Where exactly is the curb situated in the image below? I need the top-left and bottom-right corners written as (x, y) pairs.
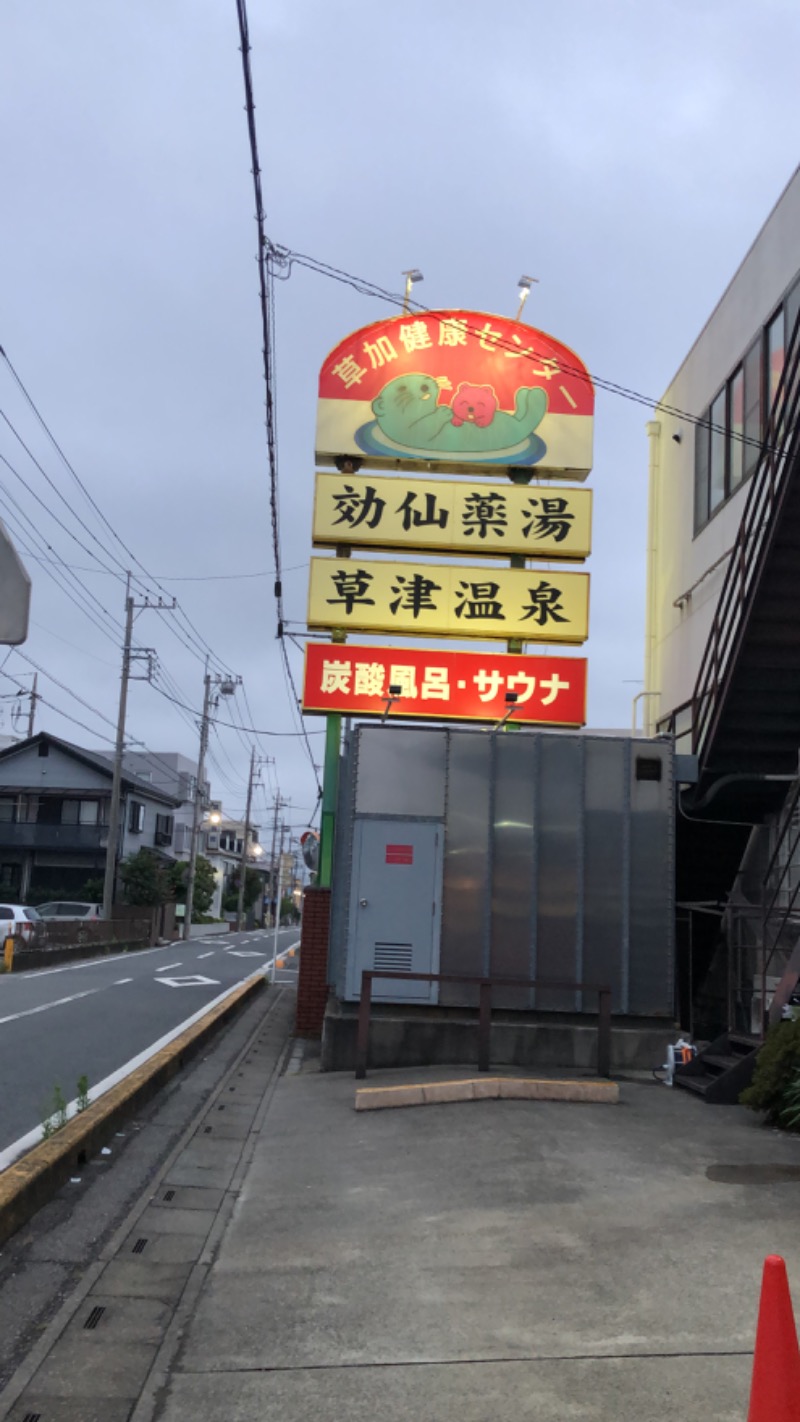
top-left (0, 974), bottom-right (267, 1248)
top-left (355, 1076), bottom-right (620, 1111)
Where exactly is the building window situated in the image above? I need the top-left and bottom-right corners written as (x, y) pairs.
top-left (728, 366), bottom-right (744, 493)
top-left (37, 741), bottom-right (49, 757)
top-left (128, 800), bottom-right (145, 834)
top-left (709, 389), bottom-right (726, 515)
top-left (766, 308), bottom-right (785, 412)
top-left (693, 288), bottom-right (799, 534)
top-left (0, 798), bottom-right (16, 823)
top-left (743, 337), bottom-right (762, 483)
top-left (154, 813), bottom-right (173, 846)
top-left (61, 799), bottom-right (100, 826)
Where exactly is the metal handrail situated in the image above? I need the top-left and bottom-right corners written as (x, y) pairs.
top-left (355, 970), bottom-right (612, 1080)
top-left (690, 310), bottom-right (800, 764)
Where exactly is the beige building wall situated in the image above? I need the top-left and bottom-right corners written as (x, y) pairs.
top-left (644, 166), bottom-right (800, 736)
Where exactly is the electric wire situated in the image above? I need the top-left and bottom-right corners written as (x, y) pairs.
top-left (271, 244), bottom-right (772, 451)
top-left (234, 0), bottom-right (322, 798)
top-left (0, 665), bottom-right (117, 746)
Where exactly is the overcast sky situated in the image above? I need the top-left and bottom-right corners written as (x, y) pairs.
top-left (1, 0), bottom-right (799, 835)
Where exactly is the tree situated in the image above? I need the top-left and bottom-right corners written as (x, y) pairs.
top-left (119, 848), bottom-right (170, 907)
top-left (169, 855), bottom-right (217, 918)
top-left (222, 867), bottom-right (262, 914)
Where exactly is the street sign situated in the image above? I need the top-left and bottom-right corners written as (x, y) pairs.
top-left (0, 520), bottom-right (31, 645)
top-left (307, 557), bottom-right (590, 644)
top-left (316, 310), bottom-right (594, 478)
top-left (302, 643), bottom-right (588, 727)
top-left (312, 472), bottom-right (592, 561)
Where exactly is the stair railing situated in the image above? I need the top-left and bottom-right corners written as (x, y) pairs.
top-left (690, 311), bottom-right (800, 766)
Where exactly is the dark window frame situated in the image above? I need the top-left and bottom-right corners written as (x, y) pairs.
top-left (692, 274), bottom-right (800, 537)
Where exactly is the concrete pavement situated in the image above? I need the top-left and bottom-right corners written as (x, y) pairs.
top-left (151, 1065), bottom-right (800, 1421)
top-left (7, 1011), bottom-right (800, 1419)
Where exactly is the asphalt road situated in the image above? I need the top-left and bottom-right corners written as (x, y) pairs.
top-left (0, 926), bottom-right (300, 1160)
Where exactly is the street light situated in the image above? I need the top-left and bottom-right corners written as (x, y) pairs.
top-left (515, 274), bottom-right (538, 322)
top-left (382, 683), bottom-right (403, 724)
top-left (487, 691), bottom-right (519, 733)
top-left (402, 268), bottom-right (423, 313)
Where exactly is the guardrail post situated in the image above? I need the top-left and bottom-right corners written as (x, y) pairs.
top-left (355, 972), bottom-right (373, 1080)
top-left (478, 980), bottom-right (492, 1072)
top-left (597, 988), bottom-right (611, 1078)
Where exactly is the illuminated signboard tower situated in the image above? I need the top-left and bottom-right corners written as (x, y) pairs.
top-left (305, 308), bottom-right (595, 885)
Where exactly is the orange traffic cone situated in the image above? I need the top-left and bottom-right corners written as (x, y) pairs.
top-left (748, 1255), bottom-right (800, 1421)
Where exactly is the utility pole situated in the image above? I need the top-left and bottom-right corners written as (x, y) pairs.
top-left (102, 575), bottom-right (134, 920)
top-left (183, 670), bottom-right (239, 941)
top-left (235, 746), bottom-right (257, 932)
top-left (271, 816), bottom-right (289, 985)
top-left (26, 673), bottom-right (38, 738)
top-left (102, 576), bottom-right (176, 921)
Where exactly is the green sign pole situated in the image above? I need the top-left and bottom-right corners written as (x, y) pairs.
top-left (318, 712), bottom-right (342, 888)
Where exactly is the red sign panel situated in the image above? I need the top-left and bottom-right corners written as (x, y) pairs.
top-left (316, 309), bottom-right (594, 478)
top-left (302, 643), bottom-right (587, 728)
top-left (386, 844), bottom-right (414, 865)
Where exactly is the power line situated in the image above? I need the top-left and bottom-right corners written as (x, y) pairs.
top-left (149, 676), bottom-right (325, 737)
top-left (271, 244), bottom-right (771, 450)
top-left (0, 665), bottom-right (117, 745)
top-left (0, 348), bottom-right (240, 677)
top-left (234, 0), bottom-right (322, 799)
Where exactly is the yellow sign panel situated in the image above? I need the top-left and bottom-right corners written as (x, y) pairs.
top-left (307, 558), bottom-right (590, 645)
top-left (312, 472), bottom-right (592, 561)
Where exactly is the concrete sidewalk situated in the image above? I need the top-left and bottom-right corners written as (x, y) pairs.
top-left (148, 1060), bottom-right (800, 1422)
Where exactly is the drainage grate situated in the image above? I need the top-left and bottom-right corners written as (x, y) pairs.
top-left (132, 1237), bottom-right (148, 1255)
top-left (163, 1189), bottom-right (176, 1201)
top-left (22, 1413), bottom-right (42, 1422)
top-left (84, 1305), bottom-right (106, 1331)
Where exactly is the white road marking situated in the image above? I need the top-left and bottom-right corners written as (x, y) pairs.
top-left (114, 977), bottom-right (133, 985)
top-left (156, 974), bottom-right (220, 988)
top-left (14, 941), bottom-right (188, 978)
top-left (197, 951), bottom-right (215, 959)
top-left (227, 950), bottom-right (265, 958)
top-left (0, 963), bottom-right (272, 1172)
top-left (155, 962), bottom-right (181, 972)
top-left (0, 987), bottom-right (102, 1027)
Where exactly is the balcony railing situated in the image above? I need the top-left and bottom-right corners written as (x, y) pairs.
top-left (0, 823), bottom-right (107, 851)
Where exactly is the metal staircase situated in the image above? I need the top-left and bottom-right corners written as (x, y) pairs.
top-left (686, 311), bottom-right (800, 822)
top-left (665, 311), bottom-right (800, 1066)
top-left (674, 1032), bottom-right (759, 1103)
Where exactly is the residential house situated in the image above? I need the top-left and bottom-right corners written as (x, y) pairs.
top-left (203, 817), bottom-right (269, 921)
top-left (0, 732), bottom-right (181, 902)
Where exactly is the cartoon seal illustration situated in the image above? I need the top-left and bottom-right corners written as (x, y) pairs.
top-left (451, 383), bottom-right (497, 428)
top-left (369, 372), bottom-right (547, 455)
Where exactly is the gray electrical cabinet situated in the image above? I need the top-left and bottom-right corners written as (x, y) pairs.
top-left (329, 725), bottom-right (674, 1018)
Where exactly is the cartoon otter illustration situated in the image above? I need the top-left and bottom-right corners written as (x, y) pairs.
top-left (369, 372), bottom-right (547, 455)
top-left (451, 383), bottom-right (497, 428)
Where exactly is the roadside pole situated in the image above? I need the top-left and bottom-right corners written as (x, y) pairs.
top-left (102, 574), bottom-right (134, 921)
top-left (318, 712), bottom-right (341, 888)
top-left (271, 851), bottom-right (284, 984)
top-left (183, 669), bottom-right (212, 942)
top-left (235, 746), bottom-right (257, 931)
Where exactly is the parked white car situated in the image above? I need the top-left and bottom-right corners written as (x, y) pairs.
top-left (35, 901), bottom-right (103, 922)
top-left (0, 903), bottom-right (42, 942)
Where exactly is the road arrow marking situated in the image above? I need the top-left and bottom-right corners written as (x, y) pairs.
top-left (155, 974), bottom-right (221, 988)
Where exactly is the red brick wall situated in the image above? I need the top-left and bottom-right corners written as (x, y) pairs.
top-left (295, 887), bottom-right (331, 1038)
